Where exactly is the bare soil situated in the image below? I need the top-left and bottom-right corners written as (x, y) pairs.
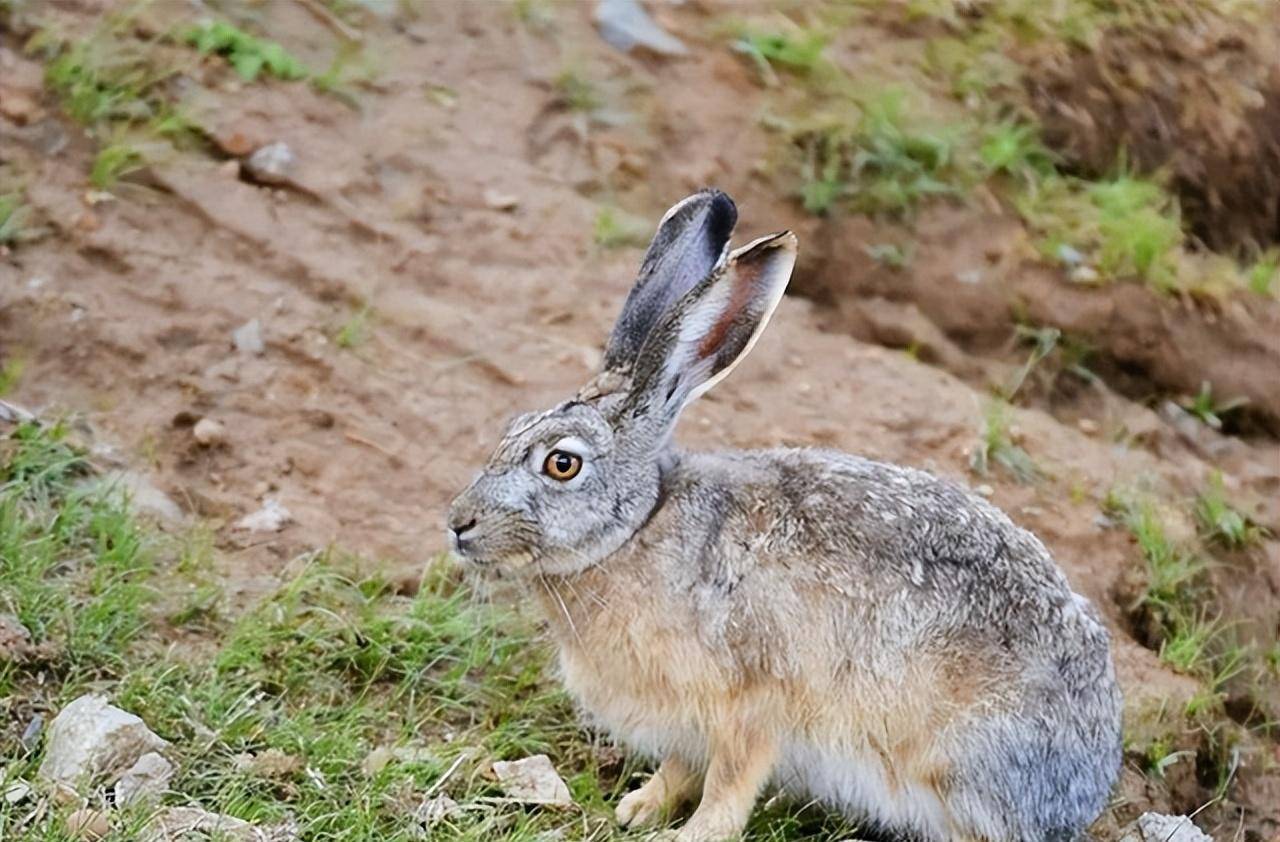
top-left (2, 2), bottom-right (1278, 839)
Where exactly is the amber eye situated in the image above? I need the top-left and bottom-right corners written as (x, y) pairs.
top-left (543, 449), bottom-right (583, 482)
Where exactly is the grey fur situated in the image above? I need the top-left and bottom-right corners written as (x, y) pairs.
top-left (447, 191), bottom-right (1122, 842)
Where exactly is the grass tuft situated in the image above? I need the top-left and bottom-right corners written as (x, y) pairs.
top-left (1194, 472), bottom-right (1264, 549)
top-left (185, 20), bottom-right (308, 82)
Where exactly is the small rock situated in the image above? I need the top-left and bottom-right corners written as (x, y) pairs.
top-left (491, 754), bottom-right (573, 807)
top-left (19, 713), bottom-right (43, 752)
top-left (0, 90), bottom-right (42, 124)
top-left (193, 417), bottom-right (228, 446)
top-left (0, 613), bottom-right (33, 660)
top-left (1056, 243), bottom-right (1085, 266)
top-left (362, 745), bottom-right (395, 777)
top-left (66, 808), bottom-right (111, 841)
top-left (955, 268), bottom-right (983, 285)
top-left (114, 751), bottom-right (174, 807)
top-left (593, 0), bottom-right (687, 56)
top-left (411, 794), bottom-right (458, 835)
top-left (234, 498), bottom-right (293, 533)
top-left (232, 319), bottom-right (265, 355)
top-left (38, 694), bottom-right (168, 791)
top-left (243, 142), bottom-right (295, 186)
top-left (482, 189), bottom-right (520, 211)
top-left (142, 806), bottom-right (298, 842)
top-left (95, 471), bottom-right (184, 524)
top-left (1069, 265), bottom-right (1100, 284)
top-left (1119, 812), bottom-right (1212, 842)
top-left (1077, 418), bottom-right (1099, 435)
top-left (2, 780), bottom-right (32, 805)
top-left (975, 484), bottom-right (994, 497)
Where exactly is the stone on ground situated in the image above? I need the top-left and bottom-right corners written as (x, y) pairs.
top-left (37, 694), bottom-right (168, 791)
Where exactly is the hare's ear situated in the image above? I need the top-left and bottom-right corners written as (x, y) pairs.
top-left (622, 231), bottom-right (797, 434)
top-left (602, 190), bottom-right (738, 374)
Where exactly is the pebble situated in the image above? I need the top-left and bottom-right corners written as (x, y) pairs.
top-left (1069, 265), bottom-right (1100, 284)
top-left (1077, 418), bottom-right (1099, 435)
top-left (243, 142), bottom-right (295, 186)
top-left (66, 808), bottom-right (111, 841)
top-left (114, 751), bottom-right (174, 807)
top-left (482, 189), bottom-right (520, 211)
top-left (2, 780), bottom-right (32, 805)
top-left (234, 498), bottom-right (293, 533)
top-left (232, 319), bottom-right (265, 355)
top-left (193, 417), bottom-right (228, 446)
top-left (491, 754), bottom-right (573, 807)
top-left (975, 484), bottom-right (995, 497)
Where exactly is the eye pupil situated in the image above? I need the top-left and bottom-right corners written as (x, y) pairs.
top-left (555, 454), bottom-right (573, 472)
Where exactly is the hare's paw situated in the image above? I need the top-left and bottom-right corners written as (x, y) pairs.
top-left (616, 782), bottom-right (668, 828)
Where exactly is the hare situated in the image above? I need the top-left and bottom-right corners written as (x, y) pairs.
top-left (447, 190), bottom-right (1122, 842)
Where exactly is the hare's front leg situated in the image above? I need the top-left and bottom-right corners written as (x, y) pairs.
top-left (616, 754), bottom-right (701, 828)
top-left (675, 725), bottom-right (778, 842)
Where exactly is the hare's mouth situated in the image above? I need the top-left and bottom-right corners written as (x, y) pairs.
top-left (448, 532), bottom-right (537, 576)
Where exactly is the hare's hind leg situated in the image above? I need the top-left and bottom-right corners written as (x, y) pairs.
top-left (616, 755), bottom-right (702, 829)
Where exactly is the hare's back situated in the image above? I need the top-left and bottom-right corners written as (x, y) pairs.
top-left (669, 447), bottom-right (1083, 635)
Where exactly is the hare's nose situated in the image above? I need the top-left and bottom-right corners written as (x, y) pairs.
top-left (449, 517), bottom-right (477, 543)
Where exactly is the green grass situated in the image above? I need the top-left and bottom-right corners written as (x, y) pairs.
top-left (792, 90), bottom-right (973, 217)
top-left (1015, 171), bottom-right (1183, 290)
top-left (0, 192), bottom-right (33, 246)
top-left (1245, 250), bottom-right (1278, 297)
top-left (0, 357), bottom-right (23, 397)
top-left (185, 20), bottom-right (307, 82)
top-left (978, 121), bottom-right (1056, 184)
top-left (0, 422), bottom-right (154, 699)
top-left (40, 27), bottom-right (182, 127)
top-left (1194, 472), bottom-right (1264, 549)
top-left (89, 143), bottom-right (144, 189)
top-left (593, 206), bottom-right (649, 249)
top-left (0, 421), bottom-right (865, 841)
top-left (552, 67), bottom-right (601, 113)
top-left (969, 399), bottom-right (1040, 483)
top-left (1181, 381), bottom-right (1249, 432)
top-left (1103, 491), bottom-right (1206, 620)
top-left (735, 27), bottom-right (828, 83)
top-left (335, 305), bottom-right (374, 349)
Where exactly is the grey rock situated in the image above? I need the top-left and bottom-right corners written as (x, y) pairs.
top-left (410, 794), bottom-right (458, 836)
top-left (234, 498), bottom-right (293, 533)
top-left (20, 713), bottom-right (43, 752)
top-left (1119, 812), bottom-right (1213, 842)
top-left (593, 0), bottom-right (686, 56)
top-left (243, 142), bottom-right (295, 186)
top-left (114, 751), bottom-right (175, 807)
top-left (141, 807), bottom-right (298, 842)
top-left (491, 754), bottom-right (573, 807)
top-left (96, 470), bottom-right (185, 523)
top-left (233, 318), bottom-right (265, 355)
top-left (38, 694), bottom-right (168, 791)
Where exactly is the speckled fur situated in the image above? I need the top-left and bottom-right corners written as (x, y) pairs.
top-left (447, 191), bottom-right (1122, 842)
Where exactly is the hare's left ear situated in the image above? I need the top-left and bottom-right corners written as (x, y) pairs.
top-left (621, 231), bottom-right (797, 433)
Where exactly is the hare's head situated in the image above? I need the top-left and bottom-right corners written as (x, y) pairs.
top-left (447, 190), bottom-right (796, 576)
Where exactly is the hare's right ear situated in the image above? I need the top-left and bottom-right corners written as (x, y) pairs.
top-left (602, 190), bottom-right (738, 374)
top-left (619, 230), bottom-right (797, 444)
